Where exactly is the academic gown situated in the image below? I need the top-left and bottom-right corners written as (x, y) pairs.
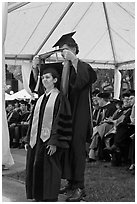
top-left (67, 60), bottom-right (97, 187)
top-left (114, 106), bottom-right (132, 147)
top-left (25, 92), bottom-right (72, 201)
top-left (29, 59), bottom-right (97, 188)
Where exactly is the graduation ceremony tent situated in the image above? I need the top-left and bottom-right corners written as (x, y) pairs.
top-left (5, 93), bottom-right (14, 101)
top-left (5, 2), bottom-right (135, 70)
top-left (8, 89), bottom-right (32, 100)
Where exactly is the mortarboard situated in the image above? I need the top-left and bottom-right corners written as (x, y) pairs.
top-left (97, 92), bottom-right (111, 99)
top-left (122, 92), bottom-right (130, 98)
top-left (53, 31), bottom-right (76, 48)
top-left (112, 99), bottom-right (123, 105)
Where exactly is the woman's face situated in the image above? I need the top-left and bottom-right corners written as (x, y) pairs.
top-left (41, 73), bottom-right (57, 90)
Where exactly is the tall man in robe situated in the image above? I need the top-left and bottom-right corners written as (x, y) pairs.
top-left (29, 32), bottom-right (97, 201)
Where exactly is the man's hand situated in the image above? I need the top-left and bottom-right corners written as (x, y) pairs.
top-left (62, 49), bottom-right (77, 62)
top-left (46, 145), bottom-right (57, 156)
top-left (25, 144), bottom-right (29, 151)
top-left (62, 49), bottom-right (78, 71)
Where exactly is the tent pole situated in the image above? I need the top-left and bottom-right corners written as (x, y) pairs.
top-left (103, 2), bottom-right (117, 64)
top-left (8, 2), bottom-right (30, 13)
top-left (103, 3), bottom-right (122, 99)
top-left (34, 2), bottom-right (74, 56)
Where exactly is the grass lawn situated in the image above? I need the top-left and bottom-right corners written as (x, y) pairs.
top-left (85, 161), bottom-right (135, 202)
top-left (5, 161), bottom-right (135, 202)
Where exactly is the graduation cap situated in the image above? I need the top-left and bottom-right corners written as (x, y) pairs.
top-left (112, 99), bottom-right (123, 106)
top-left (122, 92), bottom-right (130, 98)
top-left (53, 31), bottom-right (76, 48)
top-left (40, 62), bottom-right (63, 89)
top-left (52, 31), bottom-right (79, 54)
top-left (97, 92), bottom-right (111, 99)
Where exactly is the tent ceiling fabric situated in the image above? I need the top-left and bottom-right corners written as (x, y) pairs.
top-left (5, 2), bottom-right (135, 67)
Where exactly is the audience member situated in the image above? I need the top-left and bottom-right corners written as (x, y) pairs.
top-left (7, 101), bottom-right (20, 148)
top-left (17, 100), bottom-right (30, 148)
top-left (88, 92), bottom-right (117, 162)
top-left (104, 92), bottom-right (133, 165)
top-left (128, 90), bottom-right (135, 171)
top-left (92, 89), bottom-right (100, 126)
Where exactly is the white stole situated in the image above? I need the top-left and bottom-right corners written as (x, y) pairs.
top-left (29, 88), bottom-right (59, 148)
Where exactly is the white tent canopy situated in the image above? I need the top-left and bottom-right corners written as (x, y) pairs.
top-left (8, 89), bottom-right (32, 100)
top-left (5, 2), bottom-right (135, 69)
top-left (5, 93), bottom-right (14, 101)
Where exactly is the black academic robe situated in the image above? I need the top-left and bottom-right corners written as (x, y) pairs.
top-left (25, 92), bottom-right (72, 201)
top-left (17, 111), bottom-right (30, 140)
top-left (19, 111), bottom-right (30, 122)
top-left (67, 60), bottom-right (97, 187)
top-left (29, 59), bottom-right (97, 188)
top-left (96, 103), bottom-right (117, 126)
top-left (8, 110), bottom-right (20, 146)
top-left (114, 106), bottom-right (132, 147)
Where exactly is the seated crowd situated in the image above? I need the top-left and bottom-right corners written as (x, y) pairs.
top-left (6, 99), bottom-right (36, 149)
top-left (6, 88), bottom-right (135, 171)
top-left (87, 89), bottom-right (135, 171)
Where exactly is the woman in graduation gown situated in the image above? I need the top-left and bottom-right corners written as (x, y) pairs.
top-left (25, 63), bottom-right (72, 201)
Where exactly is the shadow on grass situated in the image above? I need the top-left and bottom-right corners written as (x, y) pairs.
top-left (5, 161), bottom-right (135, 202)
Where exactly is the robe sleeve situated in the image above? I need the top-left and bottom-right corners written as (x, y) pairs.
top-left (47, 94), bottom-right (72, 149)
top-left (29, 70), bottom-right (44, 97)
top-left (117, 108), bottom-right (132, 128)
top-left (29, 71), bottom-right (37, 92)
top-left (71, 60), bottom-right (97, 90)
top-left (23, 106), bottom-right (36, 145)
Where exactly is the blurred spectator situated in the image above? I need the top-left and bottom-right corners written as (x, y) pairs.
top-left (92, 89), bottom-right (100, 126)
top-left (6, 102), bottom-right (14, 115)
top-left (7, 102), bottom-right (20, 148)
top-left (14, 99), bottom-right (22, 114)
top-left (104, 91), bottom-right (134, 166)
top-left (18, 100), bottom-right (36, 148)
top-left (16, 100), bottom-right (30, 148)
top-left (88, 92), bottom-right (116, 162)
top-left (128, 90), bottom-right (135, 171)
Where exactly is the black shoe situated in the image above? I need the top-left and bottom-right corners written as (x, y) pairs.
top-left (129, 164), bottom-right (135, 171)
top-left (87, 158), bottom-right (96, 163)
top-left (18, 144), bottom-right (24, 149)
top-left (59, 183), bottom-right (73, 194)
top-left (104, 145), bottom-right (120, 153)
top-left (66, 188), bottom-right (86, 202)
top-left (12, 143), bottom-right (19, 148)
